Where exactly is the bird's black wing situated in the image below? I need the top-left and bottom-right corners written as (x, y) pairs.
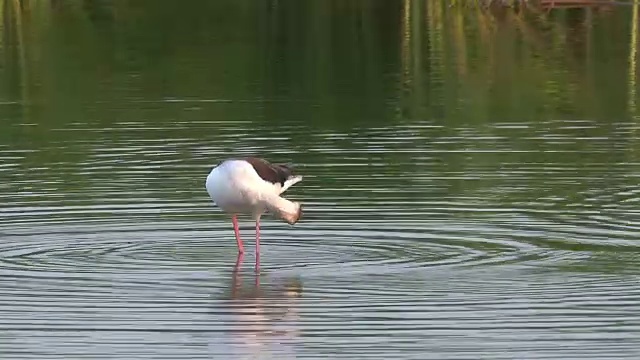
top-left (243, 157), bottom-right (296, 187)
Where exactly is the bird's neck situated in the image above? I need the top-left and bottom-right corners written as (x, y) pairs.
top-left (263, 194), bottom-right (301, 225)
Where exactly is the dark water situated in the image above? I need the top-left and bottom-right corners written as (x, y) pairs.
top-left (2, 1), bottom-right (640, 358)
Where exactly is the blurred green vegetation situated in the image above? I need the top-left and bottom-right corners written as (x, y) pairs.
top-left (1, 0), bottom-right (638, 182)
top-left (1, 0), bottom-right (638, 128)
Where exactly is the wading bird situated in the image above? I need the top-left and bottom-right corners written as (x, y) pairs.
top-left (205, 157), bottom-right (303, 272)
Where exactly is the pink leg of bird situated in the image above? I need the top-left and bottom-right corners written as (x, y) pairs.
top-left (255, 219), bottom-right (261, 273)
top-left (232, 215), bottom-right (244, 254)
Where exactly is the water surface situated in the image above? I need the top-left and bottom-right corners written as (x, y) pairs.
top-left (1, 1), bottom-right (640, 359)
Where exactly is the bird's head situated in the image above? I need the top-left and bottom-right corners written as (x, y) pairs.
top-left (282, 202), bottom-right (302, 225)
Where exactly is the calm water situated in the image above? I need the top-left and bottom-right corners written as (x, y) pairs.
top-left (2, 1), bottom-right (640, 359)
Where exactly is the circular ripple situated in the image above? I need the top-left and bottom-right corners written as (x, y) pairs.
top-left (3, 114), bottom-right (640, 359)
top-left (0, 216), bottom-right (592, 279)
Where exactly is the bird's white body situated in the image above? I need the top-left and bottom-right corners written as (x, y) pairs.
top-left (206, 159), bottom-right (302, 223)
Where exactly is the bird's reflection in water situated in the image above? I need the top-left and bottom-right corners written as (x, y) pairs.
top-left (229, 253), bottom-right (303, 324)
top-left (214, 253), bottom-right (303, 357)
